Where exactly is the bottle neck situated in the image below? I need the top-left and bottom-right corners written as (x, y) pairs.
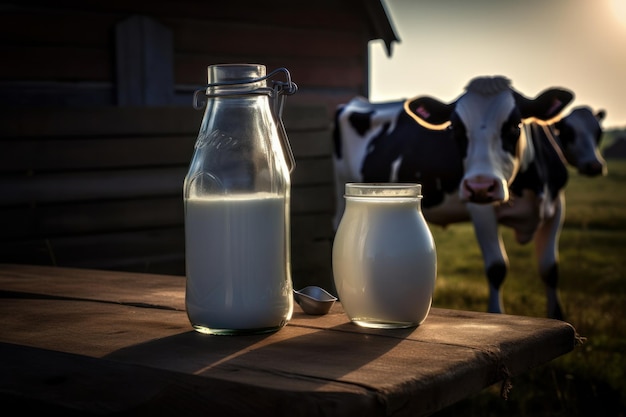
top-left (192, 64), bottom-right (296, 173)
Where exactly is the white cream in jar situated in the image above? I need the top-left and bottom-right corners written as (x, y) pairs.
top-left (332, 183), bottom-right (436, 328)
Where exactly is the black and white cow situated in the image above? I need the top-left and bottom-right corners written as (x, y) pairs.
top-left (332, 76), bottom-right (605, 319)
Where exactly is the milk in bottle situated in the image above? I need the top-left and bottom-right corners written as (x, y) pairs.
top-left (184, 64), bottom-right (297, 335)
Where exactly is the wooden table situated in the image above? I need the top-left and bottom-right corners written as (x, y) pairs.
top-left (0, 264), bottom-right (578, 416)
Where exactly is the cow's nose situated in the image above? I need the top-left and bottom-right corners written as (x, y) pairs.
top-left (579, 161), bottom-right (606, 177)
top-left (461, 176), bottom-right (503, 203)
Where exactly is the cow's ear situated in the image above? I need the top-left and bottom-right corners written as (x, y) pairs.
top-left (516, 88), bottom-right (575, 122)
top-left (595, 109), bottom-right (606, 122)
top-left (404, 96), bottom-right (454, 129)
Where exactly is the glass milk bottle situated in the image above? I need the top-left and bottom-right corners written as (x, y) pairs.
top-left (332, 183), bottom-right (437, 329)
top-left (184, 64), bottom-right (297, 335)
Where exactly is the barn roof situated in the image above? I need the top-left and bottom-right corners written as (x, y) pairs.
top-left (366, 0), bottom-right (400, 56)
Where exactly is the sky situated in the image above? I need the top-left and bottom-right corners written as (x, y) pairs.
top-left (369, 0), bottom-right (626, 129)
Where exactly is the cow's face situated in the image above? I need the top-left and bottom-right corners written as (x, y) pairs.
top-left (554, 107), bottom-right (607, 176)
top-left (452, 89), bottom-right (523, 203)
top-left (404, 76), bottom-right (574, 204)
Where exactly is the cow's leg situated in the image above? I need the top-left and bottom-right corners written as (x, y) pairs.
top-left (467, 204), bottom-right (509, 314)
top-left (534, 192), bottom-right (565, 320)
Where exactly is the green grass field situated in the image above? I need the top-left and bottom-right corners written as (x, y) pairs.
top-left (429, 159), bottom-right (626, 416)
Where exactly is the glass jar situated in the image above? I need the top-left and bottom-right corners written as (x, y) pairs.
top-left (332, 183), bottom-right (437, 328)
top-left (184, 64), bottom-right (297, 335)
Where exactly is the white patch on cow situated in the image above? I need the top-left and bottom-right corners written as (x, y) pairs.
top-left (496, 189), bottom-right (543, 244)
top-left (390, 157), bottom-right (402, 182)
top-left (455, 90), bottom-right (523, 202)
top-left (332, 98), bottom-right (406, 228)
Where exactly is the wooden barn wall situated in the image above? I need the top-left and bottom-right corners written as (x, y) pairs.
top-left (0, 0), bottom-right (374, 114)
top-left (0, 105), bottom-right (336, 291)
top-left (0, 0), bottom-right (390, 290)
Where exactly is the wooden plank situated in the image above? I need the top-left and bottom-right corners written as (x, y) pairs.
top-left (0, 135), bottom-right (195, 172)
top-left (0, 161), bottom-right (331, 206)
top-left (0, 341), bottom-right (381, 417)
top-left (0, 220), bottom-right (335, 284)
top-left (175, 56), bottom-right (366, 89)
top-left (0, 265), bottom-right (578, 417)
top-left (0, 104), bottom-right (333, 278)
top-left (0, 167), bottom-right (187, 206)
top-left (0, 80), bottom-right (115, 107)
top-left (0, 105), bottom-right (325, 138)
top-left (169, 19), bottom-right (362, 59)
top-left (0, 197), bottom-right (184, 240)
top-left (0, 45), bottom-right (112, 81)
top-left (0, 238), bottom-right (186, 276)
top-left (0, 0), bottom-right (367, 31)
top-left (0, 81), bottom-right (358, 112)
top-left (159, 1), bottom-right (369, 32)
top-left (0, 240), bottom-right (56, 266)
top-left (0, 8), bottom-right (116, 47)
top-left (0, 205), bottom-right (333, 259)
top-left (1, 234), bottom-right (335, 286)
top-left (0, 107), bottom-right (202, 138)
top-left (48, 228), bottom-right (184, 269)
top-left (0, 230), bottom-right (336, 287)
top-left (0, 204), bottom-right (333, 241)
top-left (0, 117), bottom-right (328, 174)
top-left (0, 208), bottom-right (334, 246)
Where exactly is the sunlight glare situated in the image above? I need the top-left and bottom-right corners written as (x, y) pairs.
top-left (610, 0), bottom-right (626, 27)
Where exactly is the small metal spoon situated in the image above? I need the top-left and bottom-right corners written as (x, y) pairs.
top-left (293, 286), bottom-right (337, 315)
